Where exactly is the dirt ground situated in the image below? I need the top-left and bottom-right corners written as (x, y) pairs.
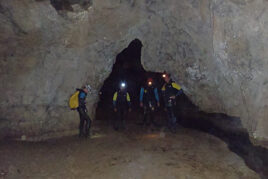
top-left (0, 122), bottom-right (260, 179)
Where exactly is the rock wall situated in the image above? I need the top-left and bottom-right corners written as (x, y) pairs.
top-left (0, 0), bottom-right (267, 143)
top-left (211, 0), bottom-right (268, 143)
top-left (0, 0), bottom-right (123, 139)
top-left (140, 0), bottom-right (268, 143)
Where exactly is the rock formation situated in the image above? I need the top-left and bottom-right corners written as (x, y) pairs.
top-left (0, 0), bottom-right (267, 145)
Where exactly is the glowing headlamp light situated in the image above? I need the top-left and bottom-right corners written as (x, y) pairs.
top-left (148, 81), bottom-right (152, 86)
top-left (121, 82), bottom-right (126, 88)
top-left (162, 74), bottom-right (166, 78)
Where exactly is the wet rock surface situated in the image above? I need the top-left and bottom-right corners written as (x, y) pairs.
top-left (0, 0), bottom-right (267, 146)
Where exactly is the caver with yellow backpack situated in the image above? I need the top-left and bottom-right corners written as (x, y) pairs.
top-left (69, 84), bottom-right (92, 138)
top-left (161, 73), bottom-right (183, 133)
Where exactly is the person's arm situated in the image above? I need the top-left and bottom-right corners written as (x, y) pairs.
top-left (154, 88), bottom-right (160, 102)
top-left (154, 88), bottom-right (160, 107)
top-left (161, 84), bottom-right (166, 92)
top-left (113, 92), bottom-right (118, 108)
top-left (139, 88), bottom-right (144, 102)
top-left (139, 88), bottom-right (144, 107)
top-left (172, 82), bottom-right (183, 96)
top-left (161, 84), bottom-right (168, 107)
top-left (126, 92), bottom-right (131, 108)
top-left (161, 84), bottom-right (170, 99)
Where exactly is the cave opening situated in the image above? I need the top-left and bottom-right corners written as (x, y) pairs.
top-left (49, 0), bottom-right (92, 11)
top-left (95, 38), bottom-right (167, 125)
top-left (97, 38), bottom-right (145, 111)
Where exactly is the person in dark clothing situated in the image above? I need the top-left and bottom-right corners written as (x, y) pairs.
top-left (113, 82), bottom-right (131, 131)
top-left (139, 78), bottom-right (160, 127)
top-left (77, 85), bottom-right (92, 138)
top-left (161, 73), bottom-right (183, 133)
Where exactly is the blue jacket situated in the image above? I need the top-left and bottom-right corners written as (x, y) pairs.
top-left (77, 89), bottom-right (87, 109)
top-left (139, 86), bottom-right (159, 103)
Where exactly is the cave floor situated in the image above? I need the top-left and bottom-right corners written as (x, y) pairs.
top-left (0, 122), bottom-right (260, 179)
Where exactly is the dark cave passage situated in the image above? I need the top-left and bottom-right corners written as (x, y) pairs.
top-left (49, 0), bottom-right (92, 11)
top-left (97, 38), bottom-right (146, 110)
top-left (96, 39), bottom-right (167, 125)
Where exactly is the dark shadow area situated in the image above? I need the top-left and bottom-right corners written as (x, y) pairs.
top-left (176, 107), bottom-right (268, 178)
top-left (49, 0), bottom-right (92, 11)
top-left (96, 39), bottom-right (168, 127)
top-left (98, 38), bottom-right (145, 108)
top-left (96, 39), bottom-right (268, 179)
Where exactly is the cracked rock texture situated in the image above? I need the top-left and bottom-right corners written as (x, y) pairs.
top-left (0, 0), bottom-right (267, 144)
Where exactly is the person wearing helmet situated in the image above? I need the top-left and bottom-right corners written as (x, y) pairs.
top-left (112, 82), bottom-right (131, 131)
top-left (139, 78), bottom-right (160, 127)
top-left (161, 73), bottom-right (183, 133)
top-left (77, 84), bottom-right (92, 138)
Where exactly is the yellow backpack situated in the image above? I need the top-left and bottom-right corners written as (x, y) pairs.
top-left (69, 91), bottom-right (79, 109)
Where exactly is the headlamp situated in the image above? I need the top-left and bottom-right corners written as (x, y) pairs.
top-left (162, 74), bottom-right (166, 78)
top-left (85, 84), bottom-right (91, 92)
top-left (121, 82), bottom-right (126, 88)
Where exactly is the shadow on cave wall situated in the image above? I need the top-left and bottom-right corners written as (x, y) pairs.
top-left (35, 0), bottom-right (93, 11)
top-left (96, 38), bottom-right (268, 178)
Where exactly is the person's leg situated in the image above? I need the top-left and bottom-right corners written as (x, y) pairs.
top-left (122, 108), bottom-right (127, 129)
top-left (166, 107), bottom-right (171, 128)
top-left (146, 109), bottom-right (155, 132)
top-left (84, 113), bottom-right (91, 137)
top-left (172, 105), bottom-right (177, 125)
top-left (167, 107), bottom-right (174, 131)
top-left (143, 106), bottom-right (148, 126)
top-left (148, 101), bottom-right (155, 126)
top-left (78, 109), bottom-right (85, 137)
top-left (169, 106), bottom-right (177, 133)
top-left (151, 107), bottom-right (159, 128)
top-left (147, 108), bottom-right (153, 126)
top-left (113, 110), bottom-right (120, 131)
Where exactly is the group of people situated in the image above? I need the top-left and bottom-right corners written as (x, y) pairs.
top-left (112, 72), bottom-right (183, 133)
top-left (74, 72), bottom-right (183, 138)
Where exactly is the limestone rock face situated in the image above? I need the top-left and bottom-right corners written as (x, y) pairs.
top-left (210, 0), bottom-right (268, 143)
top-left (0, 0), bottom-right (267, 143)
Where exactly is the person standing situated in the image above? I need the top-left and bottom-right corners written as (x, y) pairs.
top-left (113, 82), bottom-right (131, 131)
top-left (161, 73), bottom-right (183, 133)
top-left (139, 78), bottom-right (160, 127)
top-left (77, 85), bottom-right (92, 138)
